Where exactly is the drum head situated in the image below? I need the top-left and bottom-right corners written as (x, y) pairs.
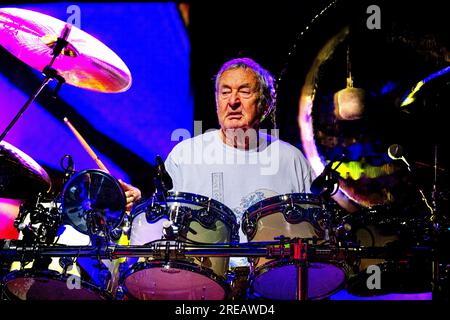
top-left (61, 169), bottom-right (125, 235)
top-left (250, 261), bottom-right (346, 300)
top-left (2, 270), bottom-right (110, 300)
top-left (242, 193), bottom-right (326, 240)
top-left (131, 191), bottom-right (240, 244)
top-left (122, 261), bottom-right (229, 300)
top-left (165, 192), bottom-right (239, 242)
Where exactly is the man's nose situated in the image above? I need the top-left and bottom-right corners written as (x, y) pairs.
top-left (228, 91), bottom-right (241, 108)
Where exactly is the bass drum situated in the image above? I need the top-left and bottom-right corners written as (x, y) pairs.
top-left (242, 193), bottom-right (347, 300)
top-left (2, 257), bottom-right (111, 300)
top-left (1, 224), bottom-right (112, 300)
top-left (331, 205), bottom-right (432, 300)
top-left (120, 192), bottom-right (239, 300)
top-left (346, 259), bottom-right (432, 298)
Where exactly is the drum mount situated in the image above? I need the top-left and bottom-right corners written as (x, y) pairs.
top-left (13, 194), bottom-right (61, 245)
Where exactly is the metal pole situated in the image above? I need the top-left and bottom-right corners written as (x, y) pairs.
top-left (0, 78), bottom-right (51, 143)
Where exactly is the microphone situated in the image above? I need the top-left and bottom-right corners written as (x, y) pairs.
top-left (66, 154), bottom-right (74, 171)
top-left (60, 154), bottom-right (75, 185)
top-left (155, 155), bottom-right (173, 192)
top-left (310, 152), bottom-right (346, 196)
top-left (387, 144), bottom-right (411, 171)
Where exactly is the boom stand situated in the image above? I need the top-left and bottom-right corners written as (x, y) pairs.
top-left (0, 24), bottom-right (71, 143)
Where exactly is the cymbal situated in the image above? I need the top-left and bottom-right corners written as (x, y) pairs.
top-left (0, 7), bottom-right (131, 93)
top-left (0, 141), bottom-right (52, 199)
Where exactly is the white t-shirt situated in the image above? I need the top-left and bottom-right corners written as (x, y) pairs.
top-left (165, 129), bottom-right (315, 266)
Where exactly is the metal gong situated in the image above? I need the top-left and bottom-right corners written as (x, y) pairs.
top-left (297, 2), bottom-right (449, 213)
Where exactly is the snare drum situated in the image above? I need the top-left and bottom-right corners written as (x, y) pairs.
top-left (242, 193), bottom-right (346, 300)
top-left (120, 192), bottom-right (239, 300)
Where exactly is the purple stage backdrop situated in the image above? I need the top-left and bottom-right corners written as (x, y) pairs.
top-left (0, 2), bottom-right (192, 182)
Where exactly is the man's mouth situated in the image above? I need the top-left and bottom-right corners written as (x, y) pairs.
top-left (227, 113), bottom-right (242, 120)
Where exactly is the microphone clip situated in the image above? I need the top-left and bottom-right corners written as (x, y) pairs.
top-left (60, 154), bottom-right (75, 185)
top-left (153, 155), bottom-right (173, 197)
top-left (311, 153), bottom-right (346, 197)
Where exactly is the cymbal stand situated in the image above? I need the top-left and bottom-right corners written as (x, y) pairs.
top-left (0, 24), bottom-right (71, 143)
top-left (430, 144), bottom-right (445, 300)
top-left (431, 145), bottom-right (439, 224)
top-left (428, 88), bottom-right (444, 300)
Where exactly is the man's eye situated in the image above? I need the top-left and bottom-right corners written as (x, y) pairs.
top-left (239, 90), bottom-right (252, 96)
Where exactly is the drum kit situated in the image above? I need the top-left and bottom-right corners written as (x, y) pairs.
top-left (0, 7), bottom-right (449, 301)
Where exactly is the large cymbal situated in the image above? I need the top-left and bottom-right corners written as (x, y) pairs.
top-left (0, 141), bottom-right (51, 199)
top-left (0, 7), bottom-right (131, 93)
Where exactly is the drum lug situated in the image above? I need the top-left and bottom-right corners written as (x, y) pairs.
top-left (59, 257), bottom-right (74, 270)
top-left (115, 286), bottom-right (125, 300)
top-left (145, 202), bottom-right (165, 223)
top-left (195, 208), bottom-right (216, 229)
top-left (241, 214), bottom-right (256, 240)
top-left (121, 215), bottom-right (131, 237)
top-left (109, 227), bottom-right (123, 241)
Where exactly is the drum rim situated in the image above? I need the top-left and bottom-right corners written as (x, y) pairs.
top-left (131, 191), bottom-right (240, 243)
top-left (245, 193), bottom-right (323, 216)
top-left (132, 191), bottom-right (236, 220)
top-left (248, 258), bottom-right (347, 300)
top-left (242, 193), bottom-right (326, 240)
top-left (167, 191), bottom-right (236, 218)
top-left (119, 259), bottom-right (231, 300)
top-left (1, 268), bottom-right (112, 300)
top-left (61, 168), bottom-right (126, 235)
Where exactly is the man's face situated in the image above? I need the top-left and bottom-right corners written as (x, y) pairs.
top-left (216, 68), bottom-right (262, 130)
